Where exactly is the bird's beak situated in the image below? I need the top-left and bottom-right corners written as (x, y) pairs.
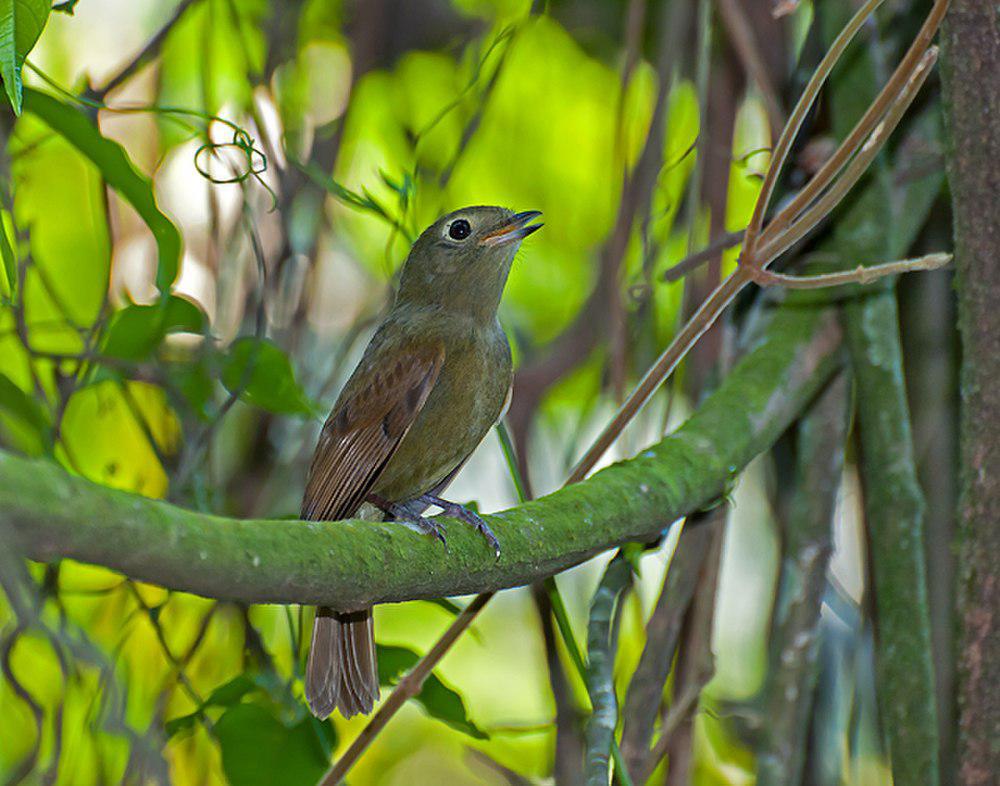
top-left (481, 210), bottom-right (544, 246)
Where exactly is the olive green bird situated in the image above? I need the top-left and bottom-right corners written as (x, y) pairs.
top-left (302, 206), bottom-right (542, 719)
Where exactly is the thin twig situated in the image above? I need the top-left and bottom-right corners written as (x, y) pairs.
top-left (756, 0), bottom-right (951, 252)
top-left (316, 593), bottom-right (493, 786)
top-left (715, 0), bottom-right (785, 133)
top-left (661, 229), bottom-right (745, 282)
top-left (743, 0), bottom-right (886, 255)
top-left (92, 0), bottom-right (199, 101)
top-left (755, 49), bottom-right (940, 263)
top-left (751, 252), bottom-right (951, 289)
top-left (619, 520), bottom-right (717, 774)
top-left (125, 585), bottom-right (205, 709)
top-left (566, 0), bottom-right (948, 483)
top-left (501, 423), bottom-right (584, 782)
top-left (172, 204), bottom-right (268, 492)
top-left (1, 624), bottom-right (44, 786)
top-left (637, 681), bottom-right (704, 784)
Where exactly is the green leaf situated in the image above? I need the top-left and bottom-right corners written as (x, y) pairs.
top-left (21, 88), bottom-right (183, 294)
top-left (0, 0), bottom-right (50, 113)
top-left (102, 295), bottom-right (207, 360)
top-left (377, 644), bottom-right (488, 739)
top-left (0, 370), bottom-right (50, 446)
top-left (221, 337), bottom-right (317, 416)
top-left (52, 1), bottom-right (79, 13)
top-left (214, 704), bottom-right (332, 786)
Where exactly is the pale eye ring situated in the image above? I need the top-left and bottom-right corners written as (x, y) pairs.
top-left (448, 219), bottom-right (472, 240)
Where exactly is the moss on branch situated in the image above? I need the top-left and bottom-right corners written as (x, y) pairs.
top-left (0, 305), bottom-right (841, 611)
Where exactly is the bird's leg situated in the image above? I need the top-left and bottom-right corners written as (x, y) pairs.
top-left (414, 494), bottom-right (501, 559)
top-left (364, 493), bottom-right (446, 546)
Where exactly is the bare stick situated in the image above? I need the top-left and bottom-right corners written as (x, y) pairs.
top-left (662, 229), bottom-right (745, 282)
top-left (567, 270), bottom-right (748, 484)
top-left (743, 0), bottom-right (886, 254)
top-left (756, 47), bottom-right (941, 261)
top-left (633, 677), bottom-right (707, 784)
top-left (750, 253), bottom-right (951, 289)
top-left (715, 0), bottom-right (785, 132)
top-left (757, 0), bottom-right (950, 248)
top-left (317, 593), bottom-right (493, 786)
top-left (568, 5), bottom-right (949, 483)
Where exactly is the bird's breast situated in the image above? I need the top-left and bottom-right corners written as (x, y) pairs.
top-left (372, 325), bottom-right (512, 501)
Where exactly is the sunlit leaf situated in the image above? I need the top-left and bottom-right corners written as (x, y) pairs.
top-left (377, 644), bottom-right (488, 739)
top-left (22, 88), bottom-right (183, 294)
top-left (0, 0), bottom-right (49, 113)
top-left (57, 381), bottom-right (179, 498)
top-left (298, 0), bottom-right (344, 44)
top-left (221, 337), bottom-right (317, 416)
top-left (9, 111), bottom-right (110, 348)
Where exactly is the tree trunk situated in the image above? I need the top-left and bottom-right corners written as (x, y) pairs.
top-left (941, 3), bottom-right (1000, 784)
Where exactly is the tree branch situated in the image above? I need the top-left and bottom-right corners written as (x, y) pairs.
top-left (619, 519), bottom-right (716, 775)
top-left (0, 304), bottom-right (842, 611)
top-left (755, 371), bottom-right (848, 785)
top-left (816, 4), bottom-right (942, 781)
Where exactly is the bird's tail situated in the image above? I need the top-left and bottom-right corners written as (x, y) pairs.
top-left (305, 606), bottom-right (379, 719)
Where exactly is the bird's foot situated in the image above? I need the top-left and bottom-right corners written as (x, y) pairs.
top-left (416, 494), bottom-right (501, 560)
top-left (365, 493), bottom-right (447, 546)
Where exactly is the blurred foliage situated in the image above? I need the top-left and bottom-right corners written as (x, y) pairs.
top-left (0, 0), bottom-right (950, 784)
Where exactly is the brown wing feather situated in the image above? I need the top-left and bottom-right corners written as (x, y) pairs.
top-left (301, 342), bottom-right (445, 522)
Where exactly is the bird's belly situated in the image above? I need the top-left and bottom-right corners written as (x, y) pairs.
top-left (372, 337), bottom-right (511, 501)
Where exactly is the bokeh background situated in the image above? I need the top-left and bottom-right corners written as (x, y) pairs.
top-left (0, 1), bottom-right (957, 784)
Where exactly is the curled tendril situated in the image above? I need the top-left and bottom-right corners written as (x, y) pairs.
top-left (193, 126), bottom-right (278, 209)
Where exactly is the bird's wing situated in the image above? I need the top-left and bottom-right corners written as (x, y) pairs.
top-left (301, 340), bottom-right (445, 521)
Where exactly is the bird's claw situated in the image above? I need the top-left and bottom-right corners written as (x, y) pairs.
top-left (413, 516), bottom-right (448, 546)
top-left (366, 492), bottom-right (500, 559)
top-left (422, 496), bottom-right (501, 560)
top-left (367, 494), bottom-right (449, 548)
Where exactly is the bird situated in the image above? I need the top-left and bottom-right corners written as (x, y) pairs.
top-left (301, 205), bottom-right (542, 719)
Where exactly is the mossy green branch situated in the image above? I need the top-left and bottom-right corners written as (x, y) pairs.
top-left (0, 305), bottom-right (841, 611)
top-left (820, 5), bottom-right (942, 780)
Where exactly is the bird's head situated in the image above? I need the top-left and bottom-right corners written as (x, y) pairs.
top-left (396, 206), bottom-right (542, 319)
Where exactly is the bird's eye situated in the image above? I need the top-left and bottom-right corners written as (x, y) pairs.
top-left (448, 219), bottom-right (472, 240)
